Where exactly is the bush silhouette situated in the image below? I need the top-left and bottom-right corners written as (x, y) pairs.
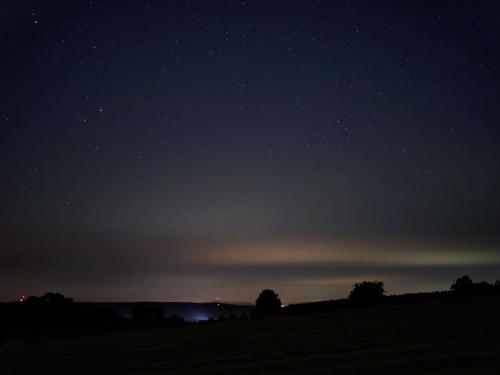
top-left (255, 289), bottom-right (281, 317)
top-left (349, 281), bottom-right (385, 304)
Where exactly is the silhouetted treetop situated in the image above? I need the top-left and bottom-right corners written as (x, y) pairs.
top-left (255, 289), bottom-right (281, 316)
top-left (450, 275), bottom-right (474, 294)
top-left (451, 275), bottom-right (498, 296)
top-left (349, 281), bottom-right (385, 303)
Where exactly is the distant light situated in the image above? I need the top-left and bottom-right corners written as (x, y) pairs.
top-left (19, 294), bottom-right (26, 302)
top-left (192, 314), bottom-right (208, 321)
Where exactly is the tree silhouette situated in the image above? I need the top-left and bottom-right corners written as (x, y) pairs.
top-left (450, 275), bottom-right (474, 295)
top-left (255, 289), bottom-right (281, 316)
top-left (349, 281), bottom-right (385, 304)
top-left (41, 292), bottom-right (73, 304)
top-left (450, 276), bottom-right (498, 296)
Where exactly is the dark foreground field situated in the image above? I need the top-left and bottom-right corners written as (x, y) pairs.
top-left (2, 296), bottom-right (500, 374)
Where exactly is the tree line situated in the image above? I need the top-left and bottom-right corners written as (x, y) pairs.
top-left (1, 275), bottom-right (499, 344)
top-left (255, 276), bottom-right (500, 317)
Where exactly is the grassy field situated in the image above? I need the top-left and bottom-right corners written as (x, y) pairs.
top-left (2, 296), bottom-right (500, 374)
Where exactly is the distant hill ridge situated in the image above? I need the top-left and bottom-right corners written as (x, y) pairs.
top-left (78, 301), bottom-right (253, 320)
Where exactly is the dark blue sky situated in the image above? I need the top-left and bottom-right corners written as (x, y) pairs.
top-left (1, 0), bottom-right (500, 302)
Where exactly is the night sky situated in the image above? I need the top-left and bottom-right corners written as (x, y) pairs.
top-left (1, 0), bottom-right (500, 303)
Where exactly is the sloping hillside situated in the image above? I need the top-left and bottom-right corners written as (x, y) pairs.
top-left (2, 296), bottom-right (500, 374)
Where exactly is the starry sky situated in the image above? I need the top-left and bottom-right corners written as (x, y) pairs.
top-left (1, 0), bottom-right (500, 303)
